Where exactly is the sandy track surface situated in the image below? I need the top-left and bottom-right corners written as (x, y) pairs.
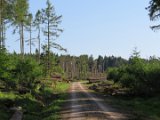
top-left (60, 82), bottom-right (130, 120)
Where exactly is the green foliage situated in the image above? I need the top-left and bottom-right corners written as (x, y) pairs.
top-left (97, 55), bottom-right (104, 72)
top-left (88, 55), bottom-right (94, 72)
top-left (0, 0), bottom-right (15, 48)
top-left (0, 50), bottom-right (10, 80)
top-left (107, 67), bottom-right (120, 82)
top-left (52, 66), bottom-right (64, 75)
top-left (40, 48), bottom-right (63, 76)
top-left (0, 91), bottom-right (17, 120)
top-left (104, 56), bottom-right (127, 71)
top-left (145, 61), bottom-right (160, 93)
top-left (108, 55), bottom-right (160, 96)
top-left (54, 82), bottom-right (69, 93)
top-left (0, 50), bottom-right (44, 90)
top-left (12, 0), bottom-right (29, 24)
top-left (11, 0), bottom-right (29, 56)
top-left (78, 55), bottom-right (89, 79)
top-left (14, 58), bottom-right (42, 88)
top-left (0, 49), bottom-right (16, 88)
top-left (41, 81), bottom-right (69, 120)
top-left (0, 78), bottom-right (70, 120)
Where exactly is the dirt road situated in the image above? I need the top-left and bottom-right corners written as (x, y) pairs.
top-left (60, 82), bottom-right (130, 120)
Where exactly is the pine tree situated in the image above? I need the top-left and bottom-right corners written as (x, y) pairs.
top-left (26, 13), bottom-right (35, 54)
top-left (12, 0), bottom-right (29, 57)
top-left (41, 0), bottom-right (66, 74)
top-left (0, 0), bottom-right (13, 49)
top-left (88, 55), bottom-right (94, 72)
top-left (34, 10), bottom-right (43, 62)
top-left (0, 0), bottom-right (6, 49)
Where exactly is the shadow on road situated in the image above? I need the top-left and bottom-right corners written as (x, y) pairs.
top-left (59, 82), bottom-right (131, 120)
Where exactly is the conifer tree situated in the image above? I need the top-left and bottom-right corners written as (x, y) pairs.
top-left (34, 10), bottom-right (43, 62)
top-left (26, 13), bottom-right (34, 54)
top-left (12, 0), bottom-right (29, 57)
top-left (0, 0), bottom-right (14, 49)
top-left (41, 0), bottom-right (65, 74)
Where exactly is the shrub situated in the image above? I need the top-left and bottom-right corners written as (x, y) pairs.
top-left (51, 65), bottom-right (64, 75)
top-left (0, 50), bottom-right (16, 89)
top-left (14, 58), bottom-right (43, 89)
top-left (107, 57), bottom-right (160, 96)
top-left (119, 58), bottom-right (150, 95)
top-left (107, 67), bottom-right (120, 82)
top-left (145, 62), bottom-right (160, 94)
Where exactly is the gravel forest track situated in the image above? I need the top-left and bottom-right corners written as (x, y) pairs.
top-left (60, 82), bottom-right (131, 120)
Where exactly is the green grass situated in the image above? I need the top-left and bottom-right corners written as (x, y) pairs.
top-left (84, 81), bottom-right (160, 120)
top-left (0, 92), bottom-right (18, 120)
top-left (0, 91), bottom-right (43, 120)
top-left (41, 82), bottom-right (69, 120)
top-left (54, 82), bottom-right (70, 93)
top-left (41, 97), bottom-right (65, 120)
top-left (24, 81), bottom-right (69, 120)
top-left (0, 91), bottom-right (18, 100)
top-left (105, 96), bottom-right (160, 120)
top-left (0, 81), bottom-right (70, 120)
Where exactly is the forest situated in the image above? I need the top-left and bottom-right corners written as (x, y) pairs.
top-left (0, 0), bottom-right (160, 120)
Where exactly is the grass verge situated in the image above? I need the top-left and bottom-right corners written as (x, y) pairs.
top-left (105, 95), bottom-right (160, 120)
top-left (83, 80), bottom-right (160, 120)
top-left (0, 81), bottom-right (70, 120)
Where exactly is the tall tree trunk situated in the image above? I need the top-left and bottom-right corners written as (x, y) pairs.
top-left (38, 26), bottom-right (41, 63)
top-left (19, 25), bottom-right (22, 55)
top-left (21, 21), bottom-right (24, 58)
top-left (0, 0), bottom-right (5, 49)
top-left (2, 23), bottom-right (5, 48)
top-left (47, 18), bottom-right (50, 74)
top-left (1, 23), bottom-right (3, 48)
top-left (29, 23), bottom-right (31, 54)
top-left (0, 23), bottom-right (2, 48)
top-left (0, 0), bottom-right (2, 49)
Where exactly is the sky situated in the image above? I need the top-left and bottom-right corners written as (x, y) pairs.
top-left (6, 0), bottom-right (160, 59)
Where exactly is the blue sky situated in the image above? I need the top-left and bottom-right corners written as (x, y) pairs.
top-left (6, 0), bottom-right (160, 59)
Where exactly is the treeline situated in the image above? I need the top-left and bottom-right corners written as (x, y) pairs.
top-left (57, 55), bottom-right (127, 80)
top-left (108, 50), bottom-right (160, 96)
top-left (0, 46), bottom-right (128, 90)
